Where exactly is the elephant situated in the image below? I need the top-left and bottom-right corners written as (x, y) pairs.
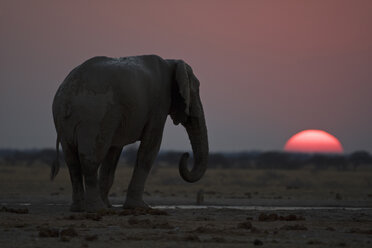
top-left (51, 55), bottom-right (209, 212)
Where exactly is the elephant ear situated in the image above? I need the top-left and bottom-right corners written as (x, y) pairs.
top-left (175, 61), bottom-right (191, 116)
top-left (170, 61), bottom-right (191, 125)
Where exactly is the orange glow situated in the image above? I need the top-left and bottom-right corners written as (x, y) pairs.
top-left (284, 129), bottom-right (344, 154)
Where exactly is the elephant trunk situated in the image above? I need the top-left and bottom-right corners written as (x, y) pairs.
top-left (179, 109), bottom-right (209, 183)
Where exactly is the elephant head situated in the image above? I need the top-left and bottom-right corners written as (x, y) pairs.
top-left (169, 61), bottom-right (209, 183)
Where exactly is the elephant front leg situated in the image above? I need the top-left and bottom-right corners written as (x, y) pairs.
top-left (124, 128), bottom-right (163, 209)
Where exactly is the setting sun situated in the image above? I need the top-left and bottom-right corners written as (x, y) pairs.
top-left (284, 129), bottom-right (344, 154)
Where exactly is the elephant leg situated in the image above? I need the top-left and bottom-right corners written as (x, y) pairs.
top-left (61, 143), bottom-right (85, 212)
top-left (80, 157), bottom-right (105, 212)
top-left (99, 146), bottom-right (123, 207)
top-left (124, 127), bottom-right (164, 209)
top-left (76, 123), bottom-right (116, 212)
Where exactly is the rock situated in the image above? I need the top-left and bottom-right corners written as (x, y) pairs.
top-left (348, 228), bottom-right (372, 234)
top-left (259, 213), bottom-right (305, 221)
top-left (191, 226), bottom-right (220, 233)
top-left (258, 213), bottom-right (279, 221)
top-left (253, 239), bottom-right (263, 245)
top-left (307, 240), bottom-right (323, 245)
top-left (237, 221), bottom-right (252, 229)
top-left (279, 214), bottom-right (305, 221)
top-left (280, 224), bottom-right (308, 230)
top-left (119, 208), bottom-right (168, 216)
top-left (38, 227), bottom-right (59, 237)
top-left (152, 221), bottom-right (174, 229)
top-left (184, 234), bottom-right (200, 242)
top-left (85, 234), bottom-right (98, 241)
top-left (60, 227), bottom-right (78, 237)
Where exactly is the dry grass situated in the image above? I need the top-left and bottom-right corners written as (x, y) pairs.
top-left (0, 163), bottom-right (371, 203)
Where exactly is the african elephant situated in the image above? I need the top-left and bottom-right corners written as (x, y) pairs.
top-left (52, 55), bottom-right (208, 212)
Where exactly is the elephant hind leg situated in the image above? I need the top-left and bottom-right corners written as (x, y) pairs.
top-left (99, 146), bottom-right (123, 207)
top-left (75, 125), bottom-right (114, 212)
top-left (61, 142), bottom-right (85, 212)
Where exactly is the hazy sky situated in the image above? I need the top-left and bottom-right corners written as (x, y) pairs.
top-left (1, 0), bottom-right (371, 153)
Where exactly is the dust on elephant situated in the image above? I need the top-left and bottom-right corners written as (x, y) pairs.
top-left (52, 55), bottom-right (208, 212)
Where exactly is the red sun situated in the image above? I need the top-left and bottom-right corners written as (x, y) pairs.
top-left (284, 129), bottom-right (344, 154)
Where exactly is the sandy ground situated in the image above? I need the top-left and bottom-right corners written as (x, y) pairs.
top-left (0, 164), bottom-right (372, 247)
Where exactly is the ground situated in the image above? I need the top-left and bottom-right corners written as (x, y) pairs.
top-left (0, 164), bottom-right (371, 247)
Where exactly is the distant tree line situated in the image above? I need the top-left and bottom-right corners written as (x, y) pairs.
top-left (0, 149), bottom-right (56, 166)
top-left (0, 149), bottom-right (371, 170)
top-left (156, 150), bottom-right (372, 170)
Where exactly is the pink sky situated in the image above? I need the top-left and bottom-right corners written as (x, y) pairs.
top-left (1, 0), bottom-right (371, 152)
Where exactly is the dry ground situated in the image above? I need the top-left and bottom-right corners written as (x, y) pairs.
top-left (0, 164), bottom-right (372, 247)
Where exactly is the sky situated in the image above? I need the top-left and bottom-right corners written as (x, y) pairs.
top-left (0, 0), bottom-right (371, 153)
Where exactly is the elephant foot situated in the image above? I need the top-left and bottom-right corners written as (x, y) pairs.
top-left (70, 202), bottom-right (85, 212)
top-left (84, 199), bottom-right (106, 213)
top-left (123, 197), bottom-right (151, 209)
top-left (102, 197), bottom-right (112, 208)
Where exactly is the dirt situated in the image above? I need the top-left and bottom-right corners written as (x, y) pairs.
top-left (258, 213), bottom-right (305, 221)
top-left (0, 165), bottom-right (372, 247)
top-left (1, 206), bottom-right (29, 214)
top-left (1, 200), bottom-right (372, 248)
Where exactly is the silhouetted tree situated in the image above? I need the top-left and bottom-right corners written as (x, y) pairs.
top-left (349, 151), bottom-right (372, 171)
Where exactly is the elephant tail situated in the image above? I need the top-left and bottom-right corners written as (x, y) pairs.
top-left (50, 135), bottom-right (61, 180)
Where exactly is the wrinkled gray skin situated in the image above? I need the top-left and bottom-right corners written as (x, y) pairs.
top-left (52, 55), bottom-right (208, 212)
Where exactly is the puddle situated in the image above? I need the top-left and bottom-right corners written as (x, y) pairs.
top-left (47, 203), bottom-right (66, 206)
top-left (2, 203), bottom-right (32, 206)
